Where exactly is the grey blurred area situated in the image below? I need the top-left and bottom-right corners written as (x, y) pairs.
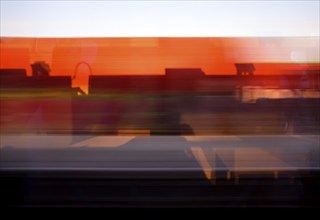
top-left (1, 134), bottom-right (319, 208)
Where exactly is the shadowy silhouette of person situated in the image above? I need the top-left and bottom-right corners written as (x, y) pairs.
top-left (151, 111), bottom-right (194, 135)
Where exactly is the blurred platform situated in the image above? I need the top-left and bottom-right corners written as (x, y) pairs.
top-left (1, 134), bottom-right (318, 172)
top-left (1, 134), bottom-right (319, 208)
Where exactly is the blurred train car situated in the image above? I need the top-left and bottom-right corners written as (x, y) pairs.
top-left (1, 67), bottom-right (319, 209)
top-left (1, 67), bottom-right (319, 135)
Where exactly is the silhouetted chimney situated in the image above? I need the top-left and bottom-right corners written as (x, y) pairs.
top-left (235, 63), bottom-right (255, 76)
top-left (31, 61), bottom-right (51, 77)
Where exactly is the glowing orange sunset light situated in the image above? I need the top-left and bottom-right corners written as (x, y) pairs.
top-left (1, 37), bottom-right (319, 92)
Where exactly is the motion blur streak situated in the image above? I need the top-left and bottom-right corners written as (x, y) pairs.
top-left (0, 37), bottom-right (319, 208)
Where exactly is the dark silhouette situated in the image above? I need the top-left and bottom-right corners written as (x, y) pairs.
top-left (31, 61), bottom-right (51, 77)
top-left (0, 68), bottom-right (26, 77)
top-left (235, 63), bottom-right (255, 76)
top-left (1, 66), bottom-right (319, 135)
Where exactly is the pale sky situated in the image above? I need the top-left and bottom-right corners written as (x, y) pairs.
top-left (1, 0), bottom-right (319, 37)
